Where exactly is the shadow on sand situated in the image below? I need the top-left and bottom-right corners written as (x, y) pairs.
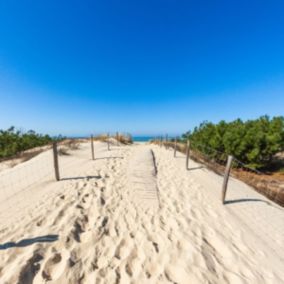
top-left (0, 235), bottom-right (59, 250)
top-left (61, 175), bottom-right (101, 181)
top-left (187, 166), bottom-right (204, 171)
top-left (225, 199), bottom-right (270, 205)
top-left (94, 157), bottom-right (124, 160)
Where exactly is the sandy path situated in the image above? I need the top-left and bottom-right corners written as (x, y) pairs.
top-left (127, 148), bottom-right (159, 210)
top-left (0, 142), bottom-right (283, 283)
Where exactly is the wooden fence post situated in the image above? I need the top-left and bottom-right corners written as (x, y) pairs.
top-left (160, 136), bottom-right (162, 147)
top-left (222, 155), bottom-right (233, 204)
top-left (165, 134), bottom-right (168, 149)
top-left (116, 132), bottom-right (119, 146)
top-left (107, 133), bottom-right (110, 151)
top-left (186, 139), bottom-right (190, 170)
top-left (91, 135), bottom-right (95, 160)
top-left (174, 137), bottom-right (177, 157)
top-left (53, 141), bottom-right (60, 181)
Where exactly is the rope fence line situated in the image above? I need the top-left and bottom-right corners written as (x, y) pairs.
top-left (1, 134), bottom-right (118, 226)
top-left (188, 139), bottom-right (264, 175)
top-left (0, 133), bottom-right (283, 227)
top-left (0, 148), bottom-right (92, 224)
top-left (0, 132), bottom-right (133, 225)
top-left (0, 140), bottom-right (88, 206)
top-left (0, 153), bottom-right (53, 202)
top-left (152, 137), bottom-right (284, 207)
top-left (0, 138), bottom-right (90, 204)
top-left (0, 136), bottom-right (119, 223)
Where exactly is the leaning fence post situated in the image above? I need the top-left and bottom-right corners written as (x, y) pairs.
top-left (186, 139), bottom-right (190, 169)
top-left (174, 137), bottom-right (177, 157)
top-left (222, 155), bottom-right (234, 204)
top-left (53, 141), bottom-right (60, 181)
top-left (107, 133), bottom-right (110, 151)
top-left (91, 135), bottom-right (95, 160)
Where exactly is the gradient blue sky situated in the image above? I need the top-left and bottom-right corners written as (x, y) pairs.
top-left (0, 0), bottom-right (283, 136)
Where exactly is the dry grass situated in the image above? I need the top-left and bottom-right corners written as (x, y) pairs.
top-left (65, 139), bottom-right (80, 150)
top-left (117, 134), bottom-right (133, 145)
top-left (58, 147), bottom-right (70, 156)
top-left (94, 134), bottom-right (133, 145)
top-left (57, 139), bottom-right (81, 156)
top-left (93, 135), bottom-right (109, 142)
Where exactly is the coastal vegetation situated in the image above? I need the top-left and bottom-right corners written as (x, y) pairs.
top-left (182, 116), bottom-right (284, 170)
top-left (0, 126), bottom-right (55, 159)
top-left (117, 133), bottom-right (133, 144)
top-left (94, 133), bottom-right (133, 144)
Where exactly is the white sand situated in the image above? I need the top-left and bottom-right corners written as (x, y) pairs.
top-left (127, 148), bottom-right (159, 210)
top-left (0, 142), bottom-right (283, 284)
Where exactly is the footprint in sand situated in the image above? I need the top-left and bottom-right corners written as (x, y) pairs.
top-left (41, 249), bottom-right (69, 281)
top-left (18, 248), bottom-right (45, 284)
top-left (114, 237), bottom-right (134, 260)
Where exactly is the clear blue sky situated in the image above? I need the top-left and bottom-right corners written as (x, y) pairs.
top-left (0, 0), bottom-right (283, 136)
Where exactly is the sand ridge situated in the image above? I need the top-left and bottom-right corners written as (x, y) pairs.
top-left (0, 142), bottom-right (283, 283)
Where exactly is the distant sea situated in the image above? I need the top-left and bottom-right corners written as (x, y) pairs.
top-left (68, 136), bottom-right (167, 142)
top-left (133, 136), bottom-right (155, 142)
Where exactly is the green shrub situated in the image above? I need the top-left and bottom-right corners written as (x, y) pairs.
top-left (0, 126), bottom-right (54, 159)
top-left (183, 116), bottom-right (284, 169)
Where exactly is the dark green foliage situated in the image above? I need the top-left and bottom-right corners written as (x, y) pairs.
top-left (0, 126), bottom-right (54, 159)
top-left (183, 116), bottom-right (284, 169)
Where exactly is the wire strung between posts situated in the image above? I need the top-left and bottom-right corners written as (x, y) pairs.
top-left (156, 138), bottom-right (264, 176)
top-left (190, 141), bottom-right (226, 156)
top-left (0, 144), bottom-right (92, 224)
top-left (0, 154), bottom-right (54, 208)
top-left (232, 157), bottom-right (263, 175)
top-left (153, 138), bottom-right (283, 207)
top-left (182, 140), bottom-right (264, 175)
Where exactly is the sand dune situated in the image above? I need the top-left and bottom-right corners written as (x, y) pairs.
top-left (0, 142), bottom-right (283, 283)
